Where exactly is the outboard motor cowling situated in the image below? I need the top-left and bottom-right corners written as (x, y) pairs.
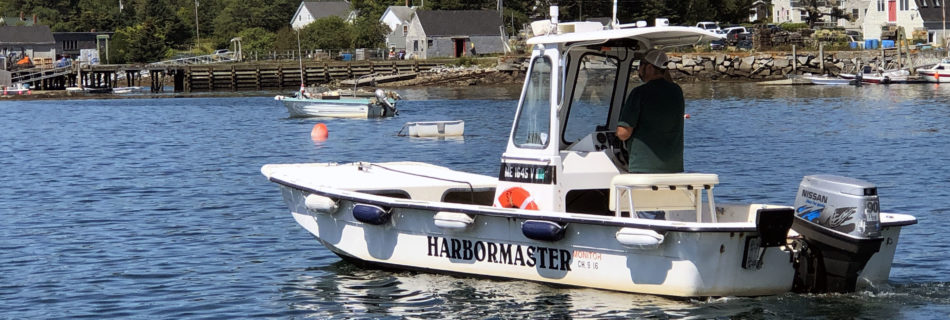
top-left (791, 175), bottom-right (884, 293)
top-left (375, 89), bottom-right (397, 116)
top-left (794, 175), bottom-right (881, 238)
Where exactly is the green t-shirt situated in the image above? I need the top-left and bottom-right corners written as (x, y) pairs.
top-left (617, 79), bottom-right (684, 173)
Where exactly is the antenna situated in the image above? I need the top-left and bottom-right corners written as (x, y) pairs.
top-left (612, 0), bottom-right (618, 29)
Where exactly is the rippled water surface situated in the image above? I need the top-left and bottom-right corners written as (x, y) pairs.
top-left (1, 83), bottom-right (949, 318)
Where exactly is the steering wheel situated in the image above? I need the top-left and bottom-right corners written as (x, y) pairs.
top-left (595, 126), bottom-right (629, 169)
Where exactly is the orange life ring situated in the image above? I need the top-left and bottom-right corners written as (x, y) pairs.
top-left (496, 186), bottom-right (538, 210)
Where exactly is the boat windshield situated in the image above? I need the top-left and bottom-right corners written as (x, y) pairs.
top-left (513, 56), bottom-right (552, 149)
top-left (563, 54), bottom-right (618, 143)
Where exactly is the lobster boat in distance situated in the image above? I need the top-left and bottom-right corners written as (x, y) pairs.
top-left (274, 88), bottom-right (399, 118)
top-left (262, 6), bottom-right (916, 297)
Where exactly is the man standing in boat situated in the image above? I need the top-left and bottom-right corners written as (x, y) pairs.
top-left (615, 49), bottom-right (684, 174)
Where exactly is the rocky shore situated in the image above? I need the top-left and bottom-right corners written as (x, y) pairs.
top-left (382, 50), bottom-right (946, 86)
top-left (6, 50), bottom-right (944, 101)
top-left (665, 50), bottom-right (941, 82)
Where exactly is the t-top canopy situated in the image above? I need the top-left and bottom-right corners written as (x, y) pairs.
top-left (527, 26), bottom-right (723, 49)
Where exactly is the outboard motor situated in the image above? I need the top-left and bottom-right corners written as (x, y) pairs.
top-left (375, 89), bottom-right (397, 116)
top-left (791, 175), bottom-right (883, 293)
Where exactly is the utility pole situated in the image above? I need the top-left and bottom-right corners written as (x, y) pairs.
top-left (195, 0), bottom-right (201, 52)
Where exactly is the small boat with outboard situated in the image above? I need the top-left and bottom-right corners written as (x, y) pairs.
top-left (262, 5), bottom-right (916, 297)
top-left (840, 66), bottom-right (913, 84)
top-left (274, 87), bottom-right (399, 118)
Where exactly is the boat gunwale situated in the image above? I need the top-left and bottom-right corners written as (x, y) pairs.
top-left (269, 175), bottom-right (762, 233)
top-left (269, 175), bottom-right (917, 231)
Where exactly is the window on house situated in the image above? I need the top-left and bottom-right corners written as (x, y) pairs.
top-left (403, 25), bottom-right (408, 35)
top-left (427, 40), bottom-right (433, 48)
top-left (878, 0), bottom-right (884, 11)
top-left (922, 0), bottom-right (928, 8)
top-left (937, 0), bottom-right (942, 7)
top-left (413, 40), bottom-right (418, 51)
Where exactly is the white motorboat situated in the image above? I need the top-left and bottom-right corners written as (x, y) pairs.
top-left (916, 58), bottom-right (950, 83)
top-left (262, 8), bottom-right (916, 297)
top-left (840, 66), bottom-right (912, 84)
top-left (112, 86), bottom-right (145, 94)
top-left (3, 83), bottom-right (30, 95)
top-left (399, 120), bottom-right (465, 137)
top-left (803, 75), bottom-right (850, 85)
top-left (275, 88), bottom-right (398, 118)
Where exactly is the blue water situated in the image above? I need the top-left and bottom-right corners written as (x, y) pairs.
top-left (1, 83), bottom-right (949, 318)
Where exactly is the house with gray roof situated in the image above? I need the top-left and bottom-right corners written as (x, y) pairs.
top-left (291, 1), bottom-right (357, 30)
top-left (0, 25), bottom-right (56, 69)
top-left (405, 10), bottom-right (504, 59)
top-left (381, 6), bottom-right (415, 51)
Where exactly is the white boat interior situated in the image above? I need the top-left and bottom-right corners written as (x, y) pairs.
top-left (263, 6), bottom-right (917, 297)
top-left (399, 120), bottom-right (465, 137)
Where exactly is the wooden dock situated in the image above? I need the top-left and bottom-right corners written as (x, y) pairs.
top-left (16, 60), bottom-right (443, 93)
top-left (180, 60), bottom-right (438, 92)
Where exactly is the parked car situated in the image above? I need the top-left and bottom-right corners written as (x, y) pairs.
top-left (723, 26), bottom-right (749, 40)
top-left (695, 21), bottom-right (721, 31)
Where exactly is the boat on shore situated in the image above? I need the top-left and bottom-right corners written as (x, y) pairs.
top-left (274, 88), bottom-right (399, 118)
top-left (262, 7), bottom-right (916, 297)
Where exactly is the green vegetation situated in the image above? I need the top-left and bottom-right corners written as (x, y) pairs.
top-left (0, 0), bottom-right (762, 63)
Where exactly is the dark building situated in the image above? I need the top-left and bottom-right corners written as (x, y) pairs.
top-left (53, 32), bottom-right (112, 59)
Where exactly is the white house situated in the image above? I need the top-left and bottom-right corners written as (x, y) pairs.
top-left (773, 0), bottom-right (808, 23)
top-left (772, 0), bottom-right (841, 27)
top-left (380, 6), bottom-right (415, 50)
top-left (836, 0), bottom-right (870, 30)
top-left (291, 1), bottom-right (357, 30)
top-left (750, 0), bottom-right (772, 22)
top-left (860, 0), bottom-right (950, 43)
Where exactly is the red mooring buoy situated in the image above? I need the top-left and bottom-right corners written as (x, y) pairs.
top-left (311, 123), bottom-right (329, 141)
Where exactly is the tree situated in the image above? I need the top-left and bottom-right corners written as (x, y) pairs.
top-left (74, 0), bottom-right (120, 32)
top-left (112, 19), bottom-right (169, 63)
top-left (300, 16), bottom-right (351, 50)
top-left (236, 27), bottom-right (277, 56)
top-left (350, 16), bottom-right (387, 49)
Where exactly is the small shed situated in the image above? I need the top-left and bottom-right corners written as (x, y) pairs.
top-left (406, 10), bottom-right (504, 59)
top-left (291, 1), bottom-right (357, 30)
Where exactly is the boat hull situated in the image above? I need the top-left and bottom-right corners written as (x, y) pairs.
top-left (280, 97), bottom-right (395, 118)
top-left (266, 163), bottom-right (797, 297)
top-left (917, 70), bottom-right (950, 83)
top-left (804, 76), bottom-right (850, 85)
